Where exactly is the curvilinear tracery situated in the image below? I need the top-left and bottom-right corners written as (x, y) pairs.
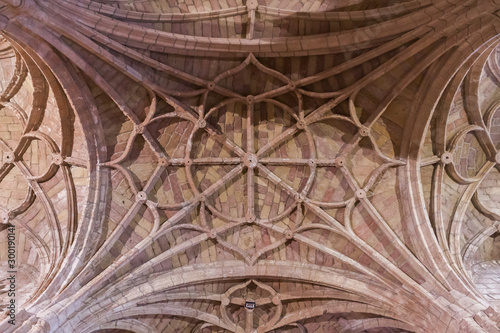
top-left (1, 0), bottom-right (500, 332)
top-left (101, 53), bottom-right (405, 272)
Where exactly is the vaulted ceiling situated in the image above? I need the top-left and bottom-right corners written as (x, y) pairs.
top-left (1, 0), bottom-right (500, 332)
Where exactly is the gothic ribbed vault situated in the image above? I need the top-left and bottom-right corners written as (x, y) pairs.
top-left (1, 0), bottom-right (500, 332)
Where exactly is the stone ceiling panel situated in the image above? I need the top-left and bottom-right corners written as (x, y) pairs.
top-left (0, 0), bottom-right (500, 332)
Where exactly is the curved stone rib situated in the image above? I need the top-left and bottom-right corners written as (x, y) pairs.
top-left (258, 0), bottom-right (431, 21)
top-left (448, 162), bottom-right (496, 293)
top-left (0, 51), bottom-right (27, 102)
top-left (80, 0), bottom-right (247, 23)
top-left (82, 319), bottom-right (157, 333)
